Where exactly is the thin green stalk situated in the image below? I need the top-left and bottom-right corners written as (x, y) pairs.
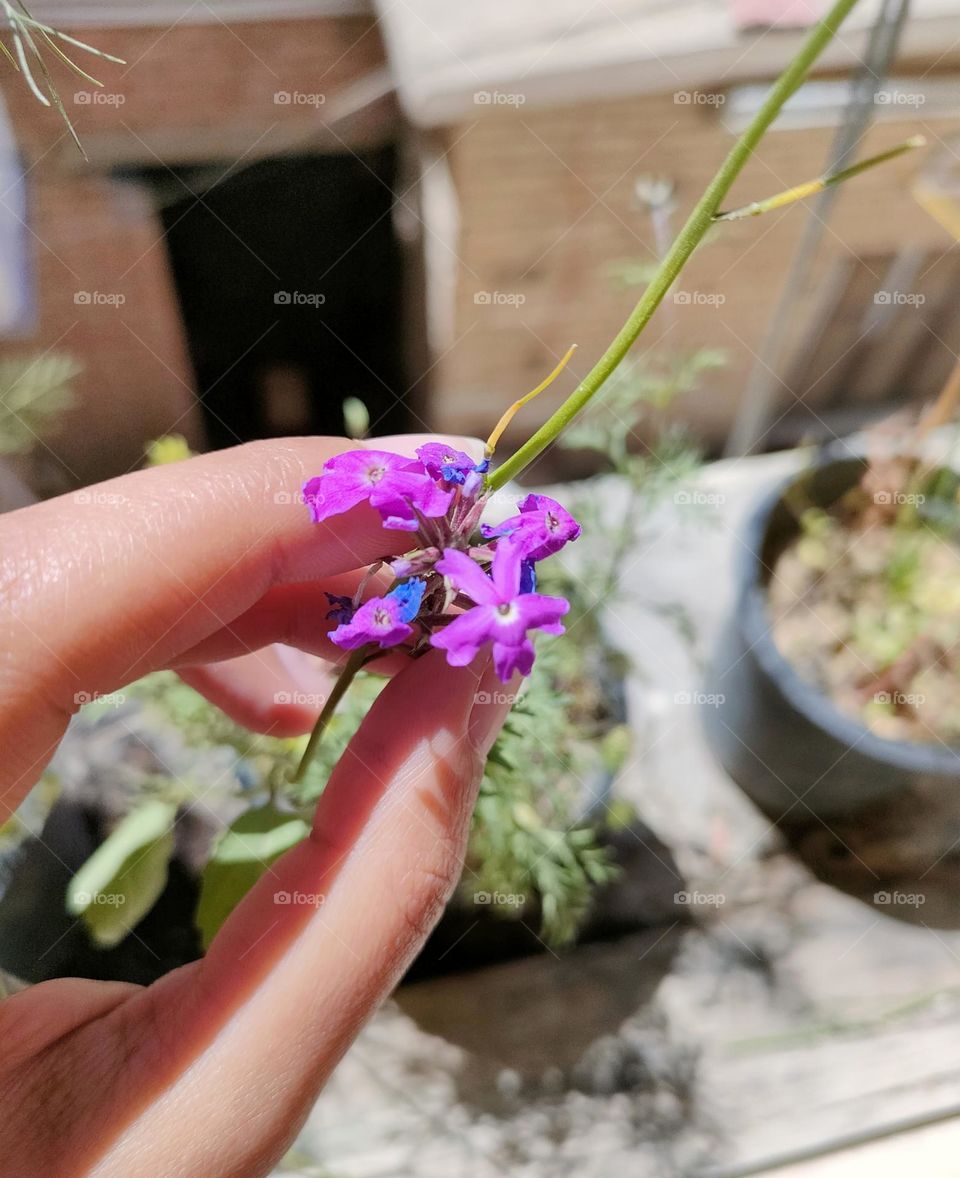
top-left (291, 647), bottom-right (367, 784)
top-left (488, 0), bottom-right (862, 492)
top-left (714, 134), bottom-right (924, 221)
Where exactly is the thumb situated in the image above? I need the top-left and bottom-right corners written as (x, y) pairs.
top-left (84, 650), bottom-right (513, 1177)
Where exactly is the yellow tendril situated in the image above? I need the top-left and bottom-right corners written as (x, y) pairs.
top-left (485, 344), bottom-right (577, 458)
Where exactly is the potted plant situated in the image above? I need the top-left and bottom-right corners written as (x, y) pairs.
top-left (705, 374), bottom-right (960, 825)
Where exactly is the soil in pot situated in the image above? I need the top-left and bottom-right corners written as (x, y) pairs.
top-left (768, 457), bottom-right (960, 746)
top-left (403, 821), bottom-right (687, 984)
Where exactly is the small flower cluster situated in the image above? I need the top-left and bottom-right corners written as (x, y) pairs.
top-left (303, 443), bottom-right (580, 682)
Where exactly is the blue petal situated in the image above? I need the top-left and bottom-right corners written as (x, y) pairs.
top-left (519, 560), bottom-right (537, 594)
top-left (387, 577), bottom-right (427, 623)
top-left (441, 463), bottom-right (467, 485)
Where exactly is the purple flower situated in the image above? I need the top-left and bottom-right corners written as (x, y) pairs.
top-left (462, 457), bottom-right (490, 497)
top-left (481, 494), bottom-right (581, 561)
top-left (328, 579), bottom-right (426, 651)
top-left (430, 541), bottom-right (568, 681)
top-left (304, 450), bottom-right (408, 521)
top-left (415, 443), bottom-right (477, 486)
top-left (303, 449), bottom-right (452, 532)
top-left (373, 468), bottom-right (456, 532)
top-left (325, 593), bottom-right (355, 626)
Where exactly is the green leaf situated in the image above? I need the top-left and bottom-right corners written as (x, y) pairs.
top-left (196, 803), bottom-right (309, 950)
top-left (66, 800), bottom-right (177, 948)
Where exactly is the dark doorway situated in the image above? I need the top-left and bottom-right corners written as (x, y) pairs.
top-left (136, 147), bottom-right (411, 448)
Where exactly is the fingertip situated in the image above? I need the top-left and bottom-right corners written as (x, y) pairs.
top-left (364, 433), bottom-right (485, 463)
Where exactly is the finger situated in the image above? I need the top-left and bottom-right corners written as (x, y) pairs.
top-left (0, 436), bottom-right (466, 807)
top-left (372, 433), bottom-right (485, 462)
top-left (179, 641), bottom-right (407, 737)
top-left (170, 571), bottom-right (393, 668)
top-left (178, 646), bottom-right (336, 738)
top-left (173, 569), bottom-right (403, 734)
top-left (74, 651), bottom-right (515, 1177)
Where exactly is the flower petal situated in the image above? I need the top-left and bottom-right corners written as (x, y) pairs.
top-left (329, 596), bottom-right (412, 650)
top-left (493, 638), bottom-right (535, 682)
top-left (369, 470), bottom-right (453, 529)
top-left (514, 593), bottom-right (569, 637)
top-left (482, 494), bottom-right (581, 561)
top-left (436, 548), bottom-right (497, 605)
top-left (490, 537), bottom-right (524, 599)
top-left (386, 578), bottom-right (426, 623)
top-left (302, 450), bottom-right (410, 524)
top-left (302, 473), bottom-right (370, 524)
top-left (429, 605), bottom-right (497, 666)
top-left (415, 443), bottom-right (477, 485)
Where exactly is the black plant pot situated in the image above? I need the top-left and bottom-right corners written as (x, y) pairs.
top-left (704, 456), bottom-right (960, 822)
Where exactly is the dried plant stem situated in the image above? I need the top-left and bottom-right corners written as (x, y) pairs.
top-left (714, 135), bottom-right (924, 221)
top-left (0, 0), bottom-right (125, 155)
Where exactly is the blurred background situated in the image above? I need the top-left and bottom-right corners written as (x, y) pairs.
top-left (4, 2), bottom-right (960, 1177)
top-left (0, 0), bottom-right (955, 488)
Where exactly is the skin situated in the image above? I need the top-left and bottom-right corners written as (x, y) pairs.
top-left (0, 435), bottom-right (515, 1177)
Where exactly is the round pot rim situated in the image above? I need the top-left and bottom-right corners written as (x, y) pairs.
top-left (738, 459), bottom-right (960, 775)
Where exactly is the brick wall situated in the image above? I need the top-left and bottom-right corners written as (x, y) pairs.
top-left (432, 85), bottom-right (959, 462)
top-left (0, 15), bottom-right (387, 484)
top-left (4, 15), bottom-right (958, 484)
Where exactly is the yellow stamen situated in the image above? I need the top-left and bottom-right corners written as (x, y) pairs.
top-left (485, 344), bottom-right (578, 457)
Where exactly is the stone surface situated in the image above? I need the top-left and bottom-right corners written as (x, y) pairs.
top-left (276, 454), bottom-right (960, 1176)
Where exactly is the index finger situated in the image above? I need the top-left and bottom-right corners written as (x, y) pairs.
top-left (0, 436), bottom-right (461, 807)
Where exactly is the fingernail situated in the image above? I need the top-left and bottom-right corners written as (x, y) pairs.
top-left (468, 657), bottom-right (519, 757)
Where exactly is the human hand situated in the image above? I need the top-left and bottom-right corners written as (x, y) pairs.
top-left (0, 436), bottom-right (514, 1176)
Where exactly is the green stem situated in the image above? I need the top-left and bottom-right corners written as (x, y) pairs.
top-left (714, 135), bottom-right (924, 221)
top-left (291, 647), bottom-right (368, 784)
top-left (487, 0), bottom-right (862, 492)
